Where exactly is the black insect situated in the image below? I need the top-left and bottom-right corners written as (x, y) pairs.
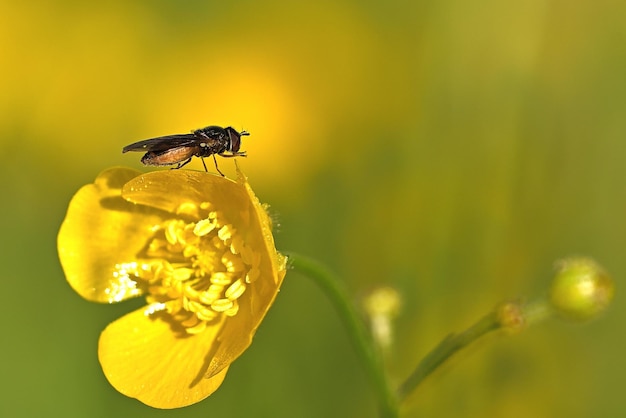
top-left (122, 126), bottom-right (248, 176)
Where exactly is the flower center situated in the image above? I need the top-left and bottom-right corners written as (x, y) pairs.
top-left (122, 201), bottom-right (260, 335)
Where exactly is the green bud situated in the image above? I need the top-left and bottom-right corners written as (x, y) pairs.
top-left (549, 257), bottom-right (615, 322)
top-left (363, 286), bottom-right (401, 351)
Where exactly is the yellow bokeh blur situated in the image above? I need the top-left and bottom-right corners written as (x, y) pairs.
top-left (2, 0), bottom-right (624, 417)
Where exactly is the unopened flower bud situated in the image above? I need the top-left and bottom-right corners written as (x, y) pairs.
top-left (549, 257), bottom-right (614, 322)
top-left (363, 287), bottom-right (401, 352)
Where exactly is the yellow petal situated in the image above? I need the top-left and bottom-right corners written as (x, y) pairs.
top-left (206, 175), bottom-right (288, 376)
top-left (122, 169), bottom-right (287, 378)
top-left (121, 170), bottom-right (247, 223)
top-left (57, 168), bottom-right (168, 303)
top-left (99, 305), bottom-right (228, 408)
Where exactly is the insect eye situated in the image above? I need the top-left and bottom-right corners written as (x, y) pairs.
top-left (229, 130), bottom-right (241, 152)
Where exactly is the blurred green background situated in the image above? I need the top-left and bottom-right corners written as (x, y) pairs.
top-left (1, 1), bottom-right (624, 417)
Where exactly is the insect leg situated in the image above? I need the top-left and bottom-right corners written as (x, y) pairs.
top-left (174, 158), bottom-right (193, 169)
top-left (212, 154), bottom-right (225, 176)
top-left (200, 157), bottom-right (208, 172)
top-left (219, 151), bottom-right (247, 158)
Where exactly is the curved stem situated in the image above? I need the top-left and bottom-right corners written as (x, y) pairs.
top-left (396, 312), bottom-right (501, 401)
top-left (287, 252), bottom-right (399, 418)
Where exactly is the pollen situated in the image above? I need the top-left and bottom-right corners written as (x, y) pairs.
top-left (135, 208), bottom-right (255, 334)
top-left (108, 262), bottom-right (143, 303)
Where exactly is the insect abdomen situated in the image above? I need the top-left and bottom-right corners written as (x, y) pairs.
top-left (141, 147), bottom-right (198, 166)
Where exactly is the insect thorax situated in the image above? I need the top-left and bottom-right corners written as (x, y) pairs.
top-left (194, 127), bottom-right (231, 156)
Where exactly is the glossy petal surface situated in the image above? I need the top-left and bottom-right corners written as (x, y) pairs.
top-left (99, 306), bottom-right (229, 408)
top-left (58, 168), bottom-right (168, 303)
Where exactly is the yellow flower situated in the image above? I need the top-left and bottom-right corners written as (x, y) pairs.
top-left (57, 167), bottom-right (287, 408)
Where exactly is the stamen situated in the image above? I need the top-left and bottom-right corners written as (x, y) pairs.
top-left (182, 295), bottom-right (192, 311)
top-left (221, 252), bottom-right (245, 272)
top-left (183, 245), bottom-right (198, 258)
top-left (194, 219), bottom-right (216, 237)
top-left (211, 236), bottom-right (225, 249)
top-left (176, 202), bottom-right (200, 218)
top-left (202, 284), bottom-right (224, 303)
top-left (187, 300), bottom-right (205, 314)
top-left (225, 279), bottom-right (246, 300)
top-left (165, 220), bottom-right (180, 245)
top-left (224, 302), bottom-right (239, 316)
top-left (230, 235), bottom-right (244, 255)
top-left (240, 245), bottom-right (260, 267)
top-left (183, 284), bottom-right (199, 300)
top-left (196, 307), bottom-right (217, 322)
top-left (136, 210), bottom-right (254, 333)
top-left (218, 225), bottom-right (234, 242)
top-left (172, 267), bottom-right (194, 281)
top-left (210, 272), bottom-right (232, 285)
top-left (211, 298), bottom-right (234, 312)
top-left (245, 268), bottom-right (260, 284)
top-left (181, 314), bottom-right (200, 328)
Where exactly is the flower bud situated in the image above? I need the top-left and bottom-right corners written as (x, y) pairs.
top-left (363, 287), bottom-right (401, 351)
top-left (549, 257), bottom-right (615, 322)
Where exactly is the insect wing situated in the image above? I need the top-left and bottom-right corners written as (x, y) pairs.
top-left (122, 134), bottom-right (199, 154)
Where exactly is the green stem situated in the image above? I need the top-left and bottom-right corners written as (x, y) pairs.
top-left (396, 311), bottom-right (501, 401)
top-left (287, 252), bottom-right (399, 418)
